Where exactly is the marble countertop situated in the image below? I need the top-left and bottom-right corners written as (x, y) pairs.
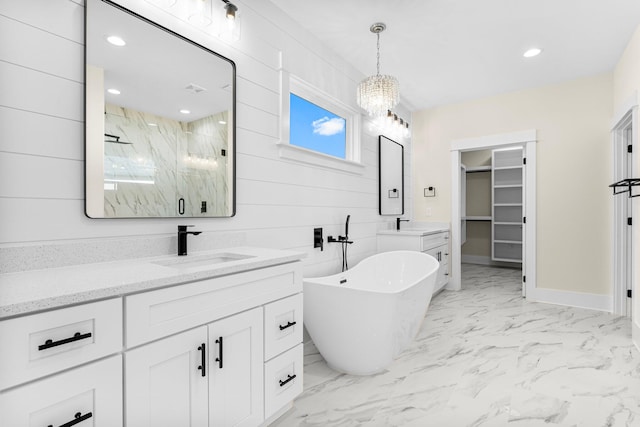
top-left (0, 247), bottom-right (305, 320)
top-left (377, 222), bottom-right (449, 236)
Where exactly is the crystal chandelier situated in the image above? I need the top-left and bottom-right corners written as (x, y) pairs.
top-left (357, 23), bottom-right (399, 117)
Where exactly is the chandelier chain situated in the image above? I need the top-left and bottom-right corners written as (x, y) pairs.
top-left (376, 32), bottom-right (380, 76)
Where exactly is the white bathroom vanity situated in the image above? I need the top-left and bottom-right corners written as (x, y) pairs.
top-left (377, 223), bottom-right (450, 293)
top-left (0, 247), bottom-right (305, 427)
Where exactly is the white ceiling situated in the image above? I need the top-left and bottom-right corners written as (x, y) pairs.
top-left (269, 0), bottom-right (640, 111)
top-left (87, 0), bottom-right (233, 122)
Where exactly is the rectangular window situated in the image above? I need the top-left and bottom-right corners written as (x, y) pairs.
top-left (278, 74), bottom-right (362, 174)
top-left (289, 93), bottom-right (347, 159)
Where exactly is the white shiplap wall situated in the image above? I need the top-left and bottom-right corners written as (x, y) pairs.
top-left (0, 0), bottom-right (412, 278)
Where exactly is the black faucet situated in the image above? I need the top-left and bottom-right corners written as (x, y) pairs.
top-left (177, 225), bottom-right (202, 256)
top-left (396, 218), bottom-right (409, 230)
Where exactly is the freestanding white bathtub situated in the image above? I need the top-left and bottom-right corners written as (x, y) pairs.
top-left (303, 250), bottom-right (440, 375)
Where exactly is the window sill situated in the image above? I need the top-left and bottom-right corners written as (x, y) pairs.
top-left (277, 143), bottom-right (365, 175)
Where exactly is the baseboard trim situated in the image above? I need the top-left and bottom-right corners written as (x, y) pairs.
top-left (531, 287), bottom-right (612, 312)
top-left (633, 321), bottom-right (640, 353)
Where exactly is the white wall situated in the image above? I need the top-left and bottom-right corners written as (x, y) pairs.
top-left (0, 0), bottom-right (412, 277)
top-left (412, 73), bottom-right (613, 296)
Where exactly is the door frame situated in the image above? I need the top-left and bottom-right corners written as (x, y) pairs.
top-left (450, 130), bottom-right (537, 298)
top-left (611, 92), bottom-right (638, 317)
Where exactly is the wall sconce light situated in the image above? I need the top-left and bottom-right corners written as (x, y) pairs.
top-left (375, 110), bottom-right (410, 139)
top-left (146, 0), bottom-right (240, 41)
top-left (145, 0), bottom-right (177, 7)
top-left (219, 0), bottom-right (241, 41)
top-left (188, 0), bottom-right (213, 27)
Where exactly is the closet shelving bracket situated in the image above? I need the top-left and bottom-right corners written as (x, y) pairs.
top-left (609, 178), bottom-right (640, 198)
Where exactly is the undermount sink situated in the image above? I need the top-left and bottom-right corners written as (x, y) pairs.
top-left (153, 252), bottom-right (255, 269)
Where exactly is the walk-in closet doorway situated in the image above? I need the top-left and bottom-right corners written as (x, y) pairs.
top-left (450, 130), bottom-right (537, 298)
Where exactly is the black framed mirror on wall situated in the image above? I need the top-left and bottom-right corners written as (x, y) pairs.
top-left (379, 135), bottom-right (404, 215)
top-left (85, 0), bottom-right (236, 218)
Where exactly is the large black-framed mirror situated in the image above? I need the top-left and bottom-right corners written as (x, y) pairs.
top-left (379, 135), bottom-right (404, 215)
top-left (85, 0), bottom-right (236, 218)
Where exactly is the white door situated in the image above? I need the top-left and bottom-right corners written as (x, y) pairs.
top-left (125, 326), bottom-right (209, 427)
top-left (613, 113), bottom-right (635, 317)
top-left (521, 148), bottom-right (527, 297)
top-left (461, 163), bottom-right (467, 245)
top-left (209, 307), bottom-right (264, 427)
top-left (625, 125), bottom-right (633, 316)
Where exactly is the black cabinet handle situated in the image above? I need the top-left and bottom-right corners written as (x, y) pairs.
top-left (215, 337), bottom-right (223, 369)
top-left (197, 343), bottom-right (206, 377)
top-left (279, 374), bottom-right (296, 387)
top-left (279, 321), bottom-right (297, 331)
top-left (38, 332), bottom-right (92, 351)
top-left (48, 411), bottom-right (93, 427)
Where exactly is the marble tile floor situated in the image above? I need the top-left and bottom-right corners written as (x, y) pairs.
top-left (272, 264), bottom-right (640, 427)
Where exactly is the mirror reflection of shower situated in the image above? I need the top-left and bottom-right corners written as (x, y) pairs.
top-left (102, 105), bottom-right (229, 217)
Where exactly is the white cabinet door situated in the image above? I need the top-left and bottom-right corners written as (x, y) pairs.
top-left (209, 307), bottom-right (264, 427)
top-left (0, 355), bottom-right (122, 427)
top-left (125, 326), bottom-right (208, 427)
top-left (425, 244), bottom-right (448, 292)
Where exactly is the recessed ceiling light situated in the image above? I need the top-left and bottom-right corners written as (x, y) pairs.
top-left (106, 35), bottom-right (126, 46)
top-left (523, 48), bottom-right (542, 58)
top-left (107, 88), bottom-right (121, 95)
top-left (218, 120), bottom-right (227, 125)
top-left (148, 123), bottom-right (158, 127)
top-left (180, 109), bottom-right (191, 114)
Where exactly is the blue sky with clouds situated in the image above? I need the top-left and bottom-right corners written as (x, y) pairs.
top-left (290, 94), bottom-right (346, 158)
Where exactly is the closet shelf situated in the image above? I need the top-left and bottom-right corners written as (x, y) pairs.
top-left (494, 184), bottom-right (523, 188)
top-left (493, 166), bottom-right (522, 171)
top-left (609, 178), bottom-right (640, 198)
top-left (464, 216), bottom-right (492, 221)
top-left (466, 166), bottom-right (491, 173)
top-left (493, 221), bottom-right (522, 226)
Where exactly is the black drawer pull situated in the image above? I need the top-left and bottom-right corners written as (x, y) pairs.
top-left (48, 411), bottom-right (93, 427)
top-left (197, 343), bottom-right (206, 377)
top-left (38, 332), bottom-right (92, 351)
top-left (279, 374), bottom-right (296, 387)
top-left (215, 337), bottom-right (223, 369)
top-left (279, 321), bottom-right (297, 331)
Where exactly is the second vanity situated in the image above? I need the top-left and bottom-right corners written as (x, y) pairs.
top-left (377, 223), bottom-right (450, 294)
top-left (0, 247), bottom-right (305, 427)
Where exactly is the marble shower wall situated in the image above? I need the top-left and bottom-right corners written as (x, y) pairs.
top-left (104, 104), bottom-right (229, 217)
top-left (181, 112), bottom-right (230, 216)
